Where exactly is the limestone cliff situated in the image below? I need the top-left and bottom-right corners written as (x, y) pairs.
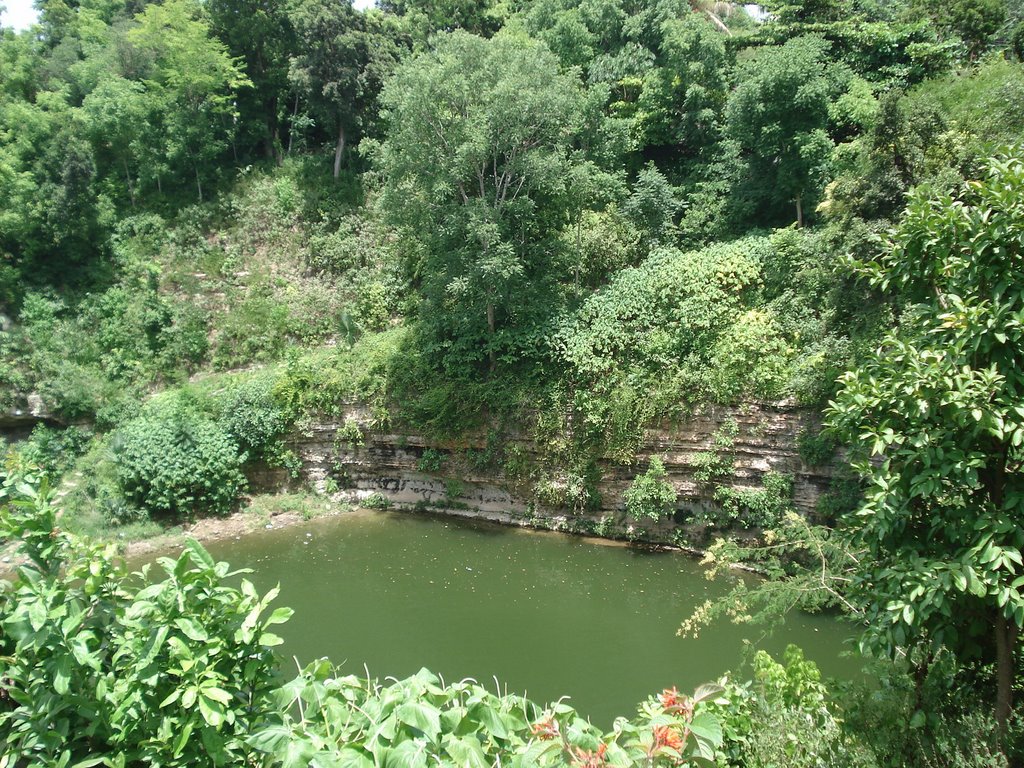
top-left (248, 401), bottom-right (838, 544)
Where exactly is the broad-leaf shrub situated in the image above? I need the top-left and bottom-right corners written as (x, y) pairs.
top-left (0, 477), bottom-right (286, 767)
top-left (15, 424), bottom-right (92, 481)
top-left (560, 238), bottom-right (767, 379)
top-left (115, 399), bottom-right (246, 517)
top-left (712, 472), bottom-right (794, 530)
top-left (217, 375), bottom-right (288, 456)
top-left (251, 665), bottom-right (723, 767)
top-left (711, 646), bottom-right (873, 768)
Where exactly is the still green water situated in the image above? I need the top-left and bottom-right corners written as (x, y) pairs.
top-left (202, 510), bottom-right (859, 726)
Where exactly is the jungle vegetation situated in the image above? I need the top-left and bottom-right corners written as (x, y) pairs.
top-left (2, 0), bottom-right (1024, 763)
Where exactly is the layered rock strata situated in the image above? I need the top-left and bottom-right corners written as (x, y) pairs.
top-left (248, 402), bottom-right (836, 544)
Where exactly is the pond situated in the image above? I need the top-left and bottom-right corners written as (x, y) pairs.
top-left (202, 509), bottom-right (860, 726)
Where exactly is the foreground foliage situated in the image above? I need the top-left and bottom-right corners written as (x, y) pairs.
top-left (0, 474), bottom-right (725, 766)
top-left (829, 151), bottom-right (1024, 726)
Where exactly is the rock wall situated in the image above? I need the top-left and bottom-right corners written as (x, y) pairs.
top-left (0, 393), bottom-right (60, 441)
top-left (248, 402), bottom-right (837, 544)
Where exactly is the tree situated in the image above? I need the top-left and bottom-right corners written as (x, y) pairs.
top-left (726, 35), bottom-right (842, 227)
top-left (916, 0), bottom-right (1007, 58)
top-left (375, 31), bottom-right (598, 372)
top-left (637, 13), bottom-right (729, 154)
top-left (289, 0), bottom-right (406, 178)
top-left (827, 152), bottom-right (1024, 730)
top-left (378, 0), bottom-right (505, 37)
top-left (126, 0), bottom-right (250, 201)
top-left (81, 76), bottom-right (150, 206)
top-left (207, 0), bottom-right (295, 161)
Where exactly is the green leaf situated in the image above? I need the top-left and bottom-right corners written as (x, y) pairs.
top-left (397, 701), bottom-right (442, 741)
top-left (316, 749), bottom-right (375, 768)
top-left (199, 694), bottom-right (225, 727)
top-left (204, 686), bottom-right (233, 706)
top-left (444, 736), bottom-right (489, 768)
top-left (688, 711), bottom-right (723, 747)
top-left (247, 725), bottom-right (293, 754)
top-left (382, 741), bottom-right (429, 768)
top-left (175, 618), bottom-right (208, 643)
top-left (468, 702), bottom-right (510, 740)
top-left (28, 598), bottom-right (47, 632)
top-left (54, 654), bottom-right (72, 695)
top-left (266, 607), bottom-right (295, 626)
top-left (173, 722), bottom-right (194, 757)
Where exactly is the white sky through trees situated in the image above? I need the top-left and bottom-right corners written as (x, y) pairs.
top-left (1, 0), bottom-right (375, 31)
top-left (1, 0), bottom-right (37, 30)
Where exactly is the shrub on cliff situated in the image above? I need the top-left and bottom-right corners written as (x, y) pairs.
top-left (217, 374), bottom-right (288, 456)
top-left (625, 457), bottom-right (678, 521)
top-left (114, 398), bottom-right (246, 518)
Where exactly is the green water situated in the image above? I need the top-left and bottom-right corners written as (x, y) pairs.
top-left (202, 510), bottom-right (859, 726)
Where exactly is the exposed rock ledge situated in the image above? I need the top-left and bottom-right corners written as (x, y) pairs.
top-left (248, 402), bottom-right (836, 545)
top-left (0, 393), bottom-right (60, 437)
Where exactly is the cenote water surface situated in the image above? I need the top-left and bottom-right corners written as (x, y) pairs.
top-left (201, 510), bottom-right (859, 726)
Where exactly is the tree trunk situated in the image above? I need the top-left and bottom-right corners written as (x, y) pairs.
top-left (795, 195), bottom-right (804, 228)
top-left (996, 613), bottom-right (1016, 730)
top-left (486, 301), bottom-right (495, 372)
top-left (195, 165), bottom-right (203, 203)
top-left (333, 122), bottom-right (346, 180)
top-left (122, 157), bottom-right (135, 208)
top-left (288, 93), bottom-right (300, 155)
top-left (265, 123), bottom-right (276, 161)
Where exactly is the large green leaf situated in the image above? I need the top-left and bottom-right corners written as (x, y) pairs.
top-left (397, 701), bottom-right (442, 741)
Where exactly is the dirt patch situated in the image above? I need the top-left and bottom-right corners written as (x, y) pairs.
top-left (122, 504), bottom-right (346, 561)
top-left (0, 495), bottom-right (349, 575)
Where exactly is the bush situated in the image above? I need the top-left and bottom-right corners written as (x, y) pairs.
top-left (212, 288), bottom-right (291, 368)
top-left (417, 448), bottom-right (446, 473)
top-left (0, 481), bottom-right (286, 767)
top-left (115, 400), bottom-right (247, 518)
top-left (797, 425), bottom-right (837, 467)
top-left (218, 375), bottom-right (288, 456)
top-left (714, 646), bottom-right (875, 768)
top-left (17, 424), bottom-right (92, 480)
top-left (362, 492), bottom-right (392, 509)
top-left (624, 457), bottom-right (677, 521)
top-left (535, 469), bottom-right (598, 514)
top-left (707, 309), bottom-right (792, 402)
top-left (712, 472), bottom-right (794, 529)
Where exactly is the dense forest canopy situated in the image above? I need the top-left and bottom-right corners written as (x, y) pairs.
top-left (2, 0), bottom-right (1024, 763)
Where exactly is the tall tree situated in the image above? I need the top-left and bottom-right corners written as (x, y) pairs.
top-left (207, 0), bottom-right (295, 161)
top-left (828, 152), bottom-right (1024, 731)
top-left (726, 35), bottom-right (843, 227)
top-left (375, 31), bottom-right (600, 372)
top-left (637, 13), bottom-right (730, 154)
top-left (126, 0), bottom-right (250, 200)
top-left (289, 0), bottom-right (406, 179)
top-left (378, 0), bottom-right (505, 37)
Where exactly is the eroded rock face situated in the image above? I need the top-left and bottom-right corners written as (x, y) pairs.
top-left (248, 402), bottom-right (838, 543)
top-left (0, 392), bottom-right (58, 436)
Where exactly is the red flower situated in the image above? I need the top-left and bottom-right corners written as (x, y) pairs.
top-left (658, 687), bottom-right (682, 709)
top-left (531, 714), bottom-right (560, 740)
top-left (658, 687), bottom-right (694, 719)
top-left (571, 743), bottom-right (608, 767)
top-left (652, 725), bottom-right (685, 752)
